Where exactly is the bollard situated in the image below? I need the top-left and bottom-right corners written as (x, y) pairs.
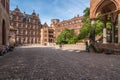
top-left (85, 41), bottom-right (90, 52)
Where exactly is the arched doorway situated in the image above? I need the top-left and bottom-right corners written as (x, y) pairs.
top-left (2, 20), bottom-right (6, 45)
top-left (94, 0), bottom-right (117, 17)
top-left (90, 0), bottom-right (120, 44)
top-left (98, 0), bottom-right (117, 43)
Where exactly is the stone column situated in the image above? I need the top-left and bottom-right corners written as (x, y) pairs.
top-left (111, 22), bottom-right (115, 43)
top-left (103, 21), bottom-right (107, 44)
top-left (90, 20), bottom-right (96, 42)
top-left (102, 15), bottom-right (108, 44)
top-left (118, 13), bottom-right (120, 43)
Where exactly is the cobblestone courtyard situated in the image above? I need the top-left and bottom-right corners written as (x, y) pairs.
top-left (0, 46), bottom-right (120, 80)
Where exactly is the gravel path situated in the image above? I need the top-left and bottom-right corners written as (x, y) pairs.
top-left (0, 47), bottom-right (120, 80)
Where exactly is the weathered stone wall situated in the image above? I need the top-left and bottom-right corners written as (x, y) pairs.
top-left (51, 16), bottom-right (83, 41)
top-left (0, 2), bottom-right (9, 45)
top-left (10, 8), bottom-right (41, 44)
top-left (41, 24), bottom-right (49, 45)
top-left (55, 43), bottom-right (85, 51)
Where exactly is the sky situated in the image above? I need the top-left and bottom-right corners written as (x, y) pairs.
top-left (10, 0), bottom-right (90, 26)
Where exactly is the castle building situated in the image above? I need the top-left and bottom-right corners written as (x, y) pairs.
top-left (0, 0), bottom-right (10, 45)
top-left (41, 23), bottom-right (54, 46)
top-left (10, 7), bottom-right (41, 44)
top-left (51, 15), bottom-right (83, 41)
top-left (41, 23), bottom-right (49, 45)
top-left (10, 7), bottom-right (83, 46)
top-left (48, 28), bottom-right (54, 45)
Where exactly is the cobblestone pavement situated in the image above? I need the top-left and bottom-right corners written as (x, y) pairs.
top-left (0, 47), bottom-right (120, 80)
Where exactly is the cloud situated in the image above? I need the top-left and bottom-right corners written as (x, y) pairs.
top-left (50, 0), bottom-right (89, 21)
top-left (10, 0), bottom-right (90, 26)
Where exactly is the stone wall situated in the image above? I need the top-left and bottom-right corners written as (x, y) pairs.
top-left (55, 43), bottom-right (85, 51)
top-left (51, 16), bottom-right (83, 41)
top-left (0, 2), bottom-right (9, 45)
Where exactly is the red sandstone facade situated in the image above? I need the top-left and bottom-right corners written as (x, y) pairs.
top-left (1, 0), bottom-right (9, 14)
top-left (10, 7), bottom-right (55, 46)
top-left (41, 23), bottom-right (54, 46)
top-left (0, 0), bottom-right (10, 45)
top-left (90, 0), bottom-right (120, 19)
top-left (10, 7), bottom-right (41, 44)
top-left (51, 16), bottom-right (83, 41)
top-left (10, 8), bottom-right (82, 45)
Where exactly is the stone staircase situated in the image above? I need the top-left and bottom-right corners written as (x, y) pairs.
top-left (89, 35), bottom-right (120, 54)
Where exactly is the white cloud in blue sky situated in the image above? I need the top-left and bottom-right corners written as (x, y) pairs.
top-left (10, 0), bottom-right (89, 25)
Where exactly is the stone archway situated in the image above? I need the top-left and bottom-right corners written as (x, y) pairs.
top-left (90, 0), bottom-right (120, 19)
top-left (90, 0), bottom-right (120, 44)
top-left (2, 20), bottom-right (6, 45)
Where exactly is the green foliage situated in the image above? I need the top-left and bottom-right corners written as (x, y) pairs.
top-left (56, 7), bottom-right (105, 44)
top-left (83, 7), bottom-right (90, 17)
top-left (78, 7), bottom-right (103, 40)
top-left (68, 36), bottom-right (78, 44)
top-left (56, 28), bottom-right (78, 44)
top-left (78, 8), bottom-right (91, 40)
top-left (106, 22), bottom-right (111, 29)
top-left (95, 20), bottom-right (103, 35)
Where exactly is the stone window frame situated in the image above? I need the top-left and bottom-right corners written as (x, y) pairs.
top-left (79, 20), bottom-right (82, 22)
top-left (18, 23), bottom-right (21, 28)
top-left (44, 39), bottom-right (47, 42)
top-left (33, 31), bottom-right (35, 35)
top-left (25, 31), bottom-right (27, 35)
top-left (33, 19), bottom-right (36, 23)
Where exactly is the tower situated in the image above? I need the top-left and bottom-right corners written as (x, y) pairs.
top-left (50, 19), bottom-right (60, 28)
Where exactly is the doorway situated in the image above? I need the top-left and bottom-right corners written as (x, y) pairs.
top-left (2, 20), bottom-right (6, 45)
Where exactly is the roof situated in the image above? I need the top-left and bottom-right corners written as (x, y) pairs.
top-left (43, 22), bottom-right (49, 27)
top-left (23, 14), bottom-right (30, 22)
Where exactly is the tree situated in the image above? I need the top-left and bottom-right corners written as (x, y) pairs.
top-left (68, 35), bottom-right (78, 44)
top-left (78, 7), bottom-right (91, 40)
top-left (78, 7), bottom-right (103, 41)
top-left (83, 7), bottom-right (90, 17)
top-left (56, 28), bottom-right (78, 44)
top-left (95, 20), bottom-right (103, 35)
